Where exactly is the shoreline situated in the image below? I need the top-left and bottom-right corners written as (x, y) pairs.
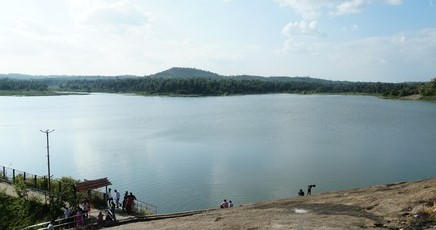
top-left (106, 177), bottom-right (436, 229)
top-left (2, 176), bottom-right (435, 229)
top-left (1, 90), bottom-right (435, 102)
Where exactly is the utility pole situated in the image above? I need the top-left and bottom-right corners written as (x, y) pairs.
top-left (40, 129), bottom-right (55, 219)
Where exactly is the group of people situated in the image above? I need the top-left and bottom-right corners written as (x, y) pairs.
top-left (62, 200), bottom-right (92, 228)
top-left (96, 210), bottom-right (116, 226)
top-left (106, 188), bottom-right (121, 207)
top-left (219, 199), bottom-right (234, 208)
top-left (298, 184), bottom-right (316, 196)
top-left (59, 187), bottom-right (139, 228)
top-left (106, 188), bottom-right (138, 214)
top-left (123, 191), bottom-right (137, 214)
top-left (47, 186), bottom-right (140, 229)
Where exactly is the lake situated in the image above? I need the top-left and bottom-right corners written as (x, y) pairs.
top-left (0, 93), bottom-right (435, 213)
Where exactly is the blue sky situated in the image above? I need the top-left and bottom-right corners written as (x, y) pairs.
top-left (0, 0), bottom-right (434, 82)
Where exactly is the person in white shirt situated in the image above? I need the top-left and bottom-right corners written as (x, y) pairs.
top-left (47, 221), bottom-right (54, 230)
top-left (107, 188), bottom-right (113, 206)
top-left (114, 189), bottom-right (121, 208)
top-left (64, 207), bottom-right (71, 218)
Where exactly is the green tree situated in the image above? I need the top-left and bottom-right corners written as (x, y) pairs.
top-left (419, 78), bottom-right (436, 96)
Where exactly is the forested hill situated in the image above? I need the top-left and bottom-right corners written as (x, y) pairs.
top-left (0, 67), bottom-right (435, 99)
top-left (149, 67), bottom-right (222, 80)
top-left (148, 67), bottom-right (333, 84)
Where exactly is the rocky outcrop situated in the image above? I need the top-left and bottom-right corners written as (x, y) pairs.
top-left (107, 177), bottom-right (436, 229)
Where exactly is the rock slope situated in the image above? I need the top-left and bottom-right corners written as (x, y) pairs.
top-left (108, 178), bottom-right (436, 229)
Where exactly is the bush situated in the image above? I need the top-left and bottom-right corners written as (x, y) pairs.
top-left (0, 189), bottom-right (51, 229)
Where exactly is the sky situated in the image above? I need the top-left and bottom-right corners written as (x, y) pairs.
top-left (0, 0), bottom-right (435, 82)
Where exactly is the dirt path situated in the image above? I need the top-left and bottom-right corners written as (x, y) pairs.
top-left (0, 181), bottom-right (48, 202)
top-left (106, 177), bottom-right (436, 229)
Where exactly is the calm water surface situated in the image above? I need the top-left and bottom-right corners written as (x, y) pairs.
top-left (0, 94), bottom-right (435, 213)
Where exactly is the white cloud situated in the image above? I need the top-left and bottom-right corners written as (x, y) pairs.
top-left (281, 39), bottom-right (317, 53)
top-left (276, 28), bottom-right (436, 82)
top-left (18, 19), bottom-right (58, 38)
top-left (15, 18), bottom-right (77, 45)
top-left (391, 34), bottom-right (406, 44)
top-left (0, 18), bottom-right (80, 58)
top-left (274, 0), bottom-right (334, 20)
top-left (281, 20), bottom-right (320, 37)
top-left (333, 0), bottom-right (367, 16)
top-left (69, 0), bottom-right (154, 35)
top-left (274, 0), bottom-right (402, 20)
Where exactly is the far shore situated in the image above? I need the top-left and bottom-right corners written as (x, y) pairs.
top-left (1, 90), bottom-right (435, 102)
top-left (0, 90), bottom-right (89, 96)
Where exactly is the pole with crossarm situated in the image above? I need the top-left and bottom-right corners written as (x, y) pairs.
top-left (40, 129), bottom-right (54, 218)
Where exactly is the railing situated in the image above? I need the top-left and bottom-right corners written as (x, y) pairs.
top-left (0, 165), bottom-right (71, 194)
top-left (22, 211), bottom-right (99, 230)
top-left (135, 199), bottom-right (158, 214)
top-left (1, 165), bottom-right (49, 191)
top-left (2, 165), bottom-right (160, 227)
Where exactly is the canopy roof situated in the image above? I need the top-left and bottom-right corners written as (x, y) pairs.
top-left (76, 178), bottom-right (112, 192)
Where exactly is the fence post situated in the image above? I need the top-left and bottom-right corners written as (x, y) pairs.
top-left (24, 172), bottom-right (26, 181)
top-left (12, 169), bottom-right (15, 183)
top-left (34, 175), bottom-right (37, 188)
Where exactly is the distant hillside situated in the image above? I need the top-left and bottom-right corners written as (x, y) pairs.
top-left (0, 68), bottom-right (355, 85)
top-left (1, 67), bottom-right (433, 99)
top-left (148, 67), bottom-right (223, 80)
top-left (147, 67), bottom-right (340, 84)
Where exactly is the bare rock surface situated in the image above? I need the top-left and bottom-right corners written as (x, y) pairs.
top-left (107, 177), bottom-right (436, 229)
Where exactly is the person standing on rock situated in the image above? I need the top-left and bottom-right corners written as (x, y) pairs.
top-left (307, 184), bottom-right (316, 195)
top-left (114, 189), bottom-right (121, 208)
top-left (122, 191), bottom-right (128, 211)
top-left (107, 188), bottom-right (113, 207)
top-left (110, 201), bottom-right (116, 221)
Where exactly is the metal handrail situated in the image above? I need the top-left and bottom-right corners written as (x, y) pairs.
top-left (135, 199), bottom-right (158, 214)
top-left (0, 165), bottom-right (71, 194)
top-left (3, 164), bottom-right (160, 227)
top-left (22, 210), bottom-right (100, 230)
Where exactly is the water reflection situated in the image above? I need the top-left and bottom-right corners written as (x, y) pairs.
top-left (0, 94), bottom-right (435, 213)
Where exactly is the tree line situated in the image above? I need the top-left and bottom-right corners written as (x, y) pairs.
top-left (47, 76), bottom-right (436, 98)
top-left (0, 78), bottom-right (48, 91)
top-left (1, 76), bottom-right (435, 98)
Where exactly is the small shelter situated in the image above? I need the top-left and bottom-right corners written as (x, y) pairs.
top-left (75, 177), bottom-right (112, 193)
